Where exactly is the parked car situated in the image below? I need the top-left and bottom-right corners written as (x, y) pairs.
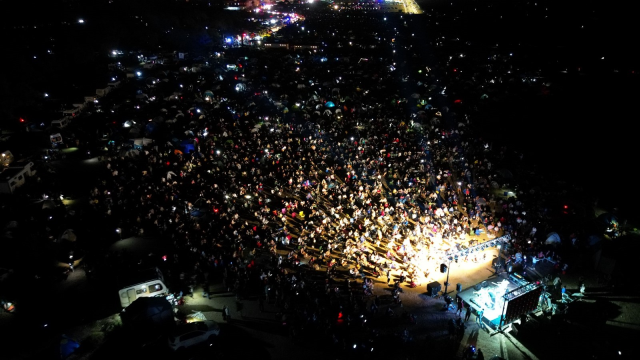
top-left (168, 320), bottom-right (220, 351)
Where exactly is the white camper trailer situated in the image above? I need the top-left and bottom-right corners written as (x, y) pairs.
top-left (118, 267), bottom-right (169, 308)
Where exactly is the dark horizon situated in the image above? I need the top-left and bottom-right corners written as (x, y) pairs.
top-left (3, 0), bottom-right (639, 221)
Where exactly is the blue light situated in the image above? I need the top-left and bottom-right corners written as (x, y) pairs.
top-left (225, 38), bottom-right (233, 43)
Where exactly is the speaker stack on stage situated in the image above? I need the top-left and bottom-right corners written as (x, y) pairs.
top-left (440, 264), bottom-right (448, 273)
top-left (456, 283), bottom-right (462, 292)
top-left (427, 281), bottom-right (442, 297)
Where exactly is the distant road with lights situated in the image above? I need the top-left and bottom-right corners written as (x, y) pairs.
top-left (403, 0), bottom-right (423, 14)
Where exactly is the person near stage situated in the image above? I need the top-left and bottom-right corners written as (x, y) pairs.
top-left (476, 308), bottom-right (485, 329)
top-left (561, 285), bottom-right (570, 302)
top-left (464, 303), bottom-right (472, 321)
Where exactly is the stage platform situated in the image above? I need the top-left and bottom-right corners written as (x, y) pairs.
top-left (456, 272), bottom-right (524, 329)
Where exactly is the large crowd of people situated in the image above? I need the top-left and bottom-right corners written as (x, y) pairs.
top-left (83, 10), bottom-right (575, 352)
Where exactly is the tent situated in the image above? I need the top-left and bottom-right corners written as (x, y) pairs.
top-left (132, 138), bottom-right (153, 149)
top-left (60, 229), bottom-right (77, 242)
top-left (41, 200), bottom-right (60, 210)
top-left (496, 169), bottom-right (513, 179)
top-left (180, 139), bottom-right (196, 154)
top-left (545, 232), bottom-right (561, 245)
top-left (128, 124), bottom-right (143, 136)
top-left (193, 198), bottom-right (210, 211)
top-left (58, 335), bottom-right (80, 359)
top-left (597, 213), bottom-right (619, 228)
top-left (122, 149), bottom-right (140, 158)
top-left (180, 140), bottom-right (195, 153)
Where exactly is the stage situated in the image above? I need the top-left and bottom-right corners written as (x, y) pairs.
top-left (456, 272), bottom-right (524, 329)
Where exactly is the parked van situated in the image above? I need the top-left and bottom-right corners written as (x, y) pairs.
top-left (51, 118), bottom-right (70, 129)
top-left (118, 267), bottom-right (169, 308)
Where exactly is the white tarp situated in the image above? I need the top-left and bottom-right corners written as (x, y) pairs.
top-left (132, 138), bottom-right (153, 147)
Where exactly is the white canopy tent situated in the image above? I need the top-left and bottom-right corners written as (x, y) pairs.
top-left (545, 232), bottom-right (561, 245)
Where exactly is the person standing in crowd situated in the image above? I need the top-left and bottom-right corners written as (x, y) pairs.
top-left (222, 305), bottom-right (229, 321)
top-left (457, 297), bottom-right (464, 316)
top-left (464, 304), bottom-right (472, 322)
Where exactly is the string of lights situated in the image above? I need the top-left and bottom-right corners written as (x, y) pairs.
top-left (445, 234), bottom-right (511, 262)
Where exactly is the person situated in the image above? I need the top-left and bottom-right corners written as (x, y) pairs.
top-left (476, 308), bottom-right (484, 329)
top-left (386, 306), bottom-right (394, 317)
top-left (561, 285), bottom-right (570, 302)
top-left (476, 348), bottom-right (485, 360)
top-left (456, 317), bottom-right (466, 339)
top-left (464, 304), bottom-right (471, 322)
top-left (448, 319), bottom-right (457, 340)
top-left (444, 295), bottom-right (453, 310)
top-left (553, 277), bottom-right (562, 292)
top-left (222, 305), bottom-right (230, 321)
